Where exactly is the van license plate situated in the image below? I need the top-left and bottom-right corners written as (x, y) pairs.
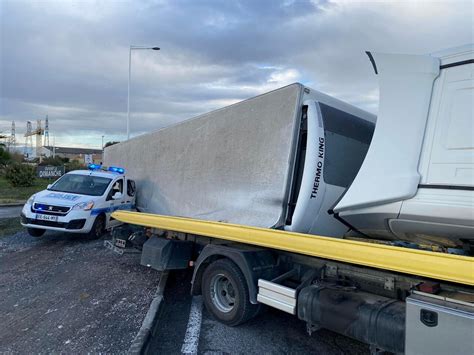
top-left (36, 214), bottom-right (58, 222)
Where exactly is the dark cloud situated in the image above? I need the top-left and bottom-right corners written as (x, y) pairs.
top-left (0, 0), bottom-right (472, 147)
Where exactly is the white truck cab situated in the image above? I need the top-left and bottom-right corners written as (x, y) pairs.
top-left (334, 44), bottom-right (474, 250)
top-left (20, 164), bottom-right (136, 238)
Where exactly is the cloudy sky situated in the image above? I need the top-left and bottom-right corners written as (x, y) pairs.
top-left (1, 0), bottom-right (472, 148)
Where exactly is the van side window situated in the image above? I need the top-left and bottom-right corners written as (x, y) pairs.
top-left (319, 103), bottom-right (375, 188)
top-left (107, 179), bottom-right (123, 200)
top-left (113, 179), bottom-right (123, 194)
top-left (127, 180), bottom-right (136, 197)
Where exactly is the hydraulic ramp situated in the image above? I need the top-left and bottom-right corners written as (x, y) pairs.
top-left (112, 211), bottom-right (474, 286)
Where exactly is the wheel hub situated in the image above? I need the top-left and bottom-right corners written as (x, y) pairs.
top-left (210, 273), bottom-right (236, 313)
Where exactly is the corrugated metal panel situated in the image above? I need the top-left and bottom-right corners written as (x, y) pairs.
top-left (105, 84), bottom-right (302, 229)
top-left (112, 210), bottom-right (474, 286)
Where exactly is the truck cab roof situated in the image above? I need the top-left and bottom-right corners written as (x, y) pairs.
top-left (430, 43), bottom-right (473, 65)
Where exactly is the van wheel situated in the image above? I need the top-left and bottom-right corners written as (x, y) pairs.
top-left (27, 228), bottom-right (45, 237)
top-left (202, 259), bottom-right (259, 326)
top-left (88, 215), bottom-right (105, 240)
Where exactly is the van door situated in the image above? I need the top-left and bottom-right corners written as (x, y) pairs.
top-left (106, 177), bottom-right (125, 228)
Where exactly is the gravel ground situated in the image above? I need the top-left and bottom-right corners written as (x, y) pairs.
top-left (0, 230), bottom-right (160, 353)
top-left (1, 229), bottom-right (369, 354)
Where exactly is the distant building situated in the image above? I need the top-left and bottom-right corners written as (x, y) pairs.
top-left (41, 146), bottom-right (102, 164)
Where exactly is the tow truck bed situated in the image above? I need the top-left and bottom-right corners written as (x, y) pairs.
top-left (112, 210), bottom-right (473, 286)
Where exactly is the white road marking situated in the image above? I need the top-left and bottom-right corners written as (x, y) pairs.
top-left (181, 296), bottom-right (203, 354)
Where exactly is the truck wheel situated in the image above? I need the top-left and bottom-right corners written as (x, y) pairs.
top-left (27, 227), bottom-right (45, 237)
top-left (87, 215), bottom-right (105, 240)
top-left (202, 259), bottom-right (258, 326)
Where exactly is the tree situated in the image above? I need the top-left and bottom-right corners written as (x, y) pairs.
top-left (5, 164), bottom-right (36, 187)
top-left (65, 160), bottom-right (86, 172)
top-left (10, 152), bottom-right (24, 163)
top-left (0, 143), bottom-right (12, 168)
top-left (39, 156), bottom-right (68, 166)
top-left (104, 141), bottom-right (120, 148)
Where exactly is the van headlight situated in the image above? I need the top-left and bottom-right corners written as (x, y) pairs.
top-left (73, 201), bottom-right (95, 211)
top-left (27, 195), bottom-right (36, 205)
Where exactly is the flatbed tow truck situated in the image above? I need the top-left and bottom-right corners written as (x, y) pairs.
top-left (104, 46), bottom-right (474, 354)
top-left (109, 210), bottom-right (474, 355)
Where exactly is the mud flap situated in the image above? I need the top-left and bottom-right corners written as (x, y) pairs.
top-left (141, 237), bottom-right (193, 271)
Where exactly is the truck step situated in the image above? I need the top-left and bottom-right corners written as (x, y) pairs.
top-left (257, 279), bottom-right (297, 315)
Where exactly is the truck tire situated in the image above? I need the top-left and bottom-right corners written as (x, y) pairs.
top-left (87, 215), bottom-right (105, 240)
top-left (27, 227), bottom-right (45, 237)
top-left (202, 258), bottom-right (259, 326)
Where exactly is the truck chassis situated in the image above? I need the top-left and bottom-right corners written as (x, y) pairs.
top-left (109, 211), bottom-right (474, 354)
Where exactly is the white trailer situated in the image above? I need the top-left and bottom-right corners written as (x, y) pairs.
top-left (105, 83), bottom-right (375, 238)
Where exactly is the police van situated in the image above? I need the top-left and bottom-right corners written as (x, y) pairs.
top-left (20, 164), bottom-right (136, 239)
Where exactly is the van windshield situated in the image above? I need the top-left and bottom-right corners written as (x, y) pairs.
top-left (49, 174), bottom-right (112, 196)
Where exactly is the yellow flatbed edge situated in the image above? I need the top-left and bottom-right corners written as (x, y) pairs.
top-left (112, 211), bottom-right (474, 286)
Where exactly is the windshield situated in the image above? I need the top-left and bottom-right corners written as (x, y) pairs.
top-left (49, 174), bottom-right (112, 196)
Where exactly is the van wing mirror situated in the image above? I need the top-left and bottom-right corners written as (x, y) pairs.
top-left (47, 184), bottom-right (52, 189)
top-left (112, 192), bottom-right (123, 200)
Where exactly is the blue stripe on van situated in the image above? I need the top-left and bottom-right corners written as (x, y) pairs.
top-left (90, 203), bottom-right (134, 216)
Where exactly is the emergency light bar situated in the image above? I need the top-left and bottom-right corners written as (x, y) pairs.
top-left (88, 164), bottom-right (102, 170)
top-left (108, 166), bottom-right (125, 174)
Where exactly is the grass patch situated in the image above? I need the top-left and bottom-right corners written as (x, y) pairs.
top-left (0, 217), bottom-right (24, 237)
top-left (0, 176), bottom-right (51, 204)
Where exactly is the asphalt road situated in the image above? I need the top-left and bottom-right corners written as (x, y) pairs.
top-left (0, 205), bottom-right (23, 219)
top-left (0, 230), bottom-right (160, 353)
top-left (148, 271), bottom-right (370, 355)
top-left (1, 227), bottom-right (369, 354)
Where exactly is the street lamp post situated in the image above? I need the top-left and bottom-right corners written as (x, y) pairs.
top-left (127, 45), bottom-right (160, 140)
top-left (101, 135), bottom-right (105, 164)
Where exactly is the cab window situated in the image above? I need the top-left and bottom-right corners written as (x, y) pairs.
top-left (319, 103), bottom-right (375, 188)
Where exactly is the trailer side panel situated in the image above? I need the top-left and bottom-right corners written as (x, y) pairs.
top-left (105, 84), bottom-right (302, 228)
